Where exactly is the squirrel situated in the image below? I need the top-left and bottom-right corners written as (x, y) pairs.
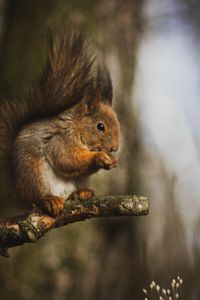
top-left (0, 31), bottom-right (120, 216)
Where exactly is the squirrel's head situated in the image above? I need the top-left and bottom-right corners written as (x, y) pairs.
top-left (75, 68), bottom-right (121, 156)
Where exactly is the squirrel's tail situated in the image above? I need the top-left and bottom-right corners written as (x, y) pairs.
top-left (31, 31), bottom-right (94, 118)
top-left (0, 31), bottom-right (94, 191)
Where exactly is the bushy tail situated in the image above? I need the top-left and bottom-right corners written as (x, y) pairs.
top-left (31, 31), bottom-right (94, 118)
top-left (0, 31), bottom-right (94, 190)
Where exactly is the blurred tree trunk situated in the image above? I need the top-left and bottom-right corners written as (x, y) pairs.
top-left (0, 0), bottom-right (7, 47)
top-left (83, 1), bottom-right (148, 299)
top-left (0, 0), bottom-right (58, 97)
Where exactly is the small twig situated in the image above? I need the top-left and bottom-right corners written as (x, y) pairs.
top-left (0, 195), bottom-right (149, 257)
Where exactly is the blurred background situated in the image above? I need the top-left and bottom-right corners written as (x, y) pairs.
top-left (0, 0), bottom-right (200, 299)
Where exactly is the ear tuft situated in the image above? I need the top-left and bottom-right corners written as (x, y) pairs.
top-left (94, 66), bottom-right (113, 106)
top-left (79, 81), bottom-right (96, 115)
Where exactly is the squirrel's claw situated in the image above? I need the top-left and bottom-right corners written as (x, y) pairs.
top-left (95, 151), bottom-right (117, 170)
top-left (41, 195), bottom-right (65, 217)
top-left (68, 189), bottom-right (94, 201)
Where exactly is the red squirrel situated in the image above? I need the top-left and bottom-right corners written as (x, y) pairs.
top-left (0, 31), bottom-right (121, 216)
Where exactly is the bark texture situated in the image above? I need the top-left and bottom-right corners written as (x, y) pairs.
top-left (0, 195), bottom-right (149, 257)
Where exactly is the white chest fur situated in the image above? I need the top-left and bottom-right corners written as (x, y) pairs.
top-left (43, 161), bottom-right (76, 199)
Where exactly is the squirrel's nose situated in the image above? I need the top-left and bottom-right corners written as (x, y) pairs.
top-left (110, 145), bottom-right (118, 153)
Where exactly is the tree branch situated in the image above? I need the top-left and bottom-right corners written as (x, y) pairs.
top-left (0, 195), bottom-right (149, 258)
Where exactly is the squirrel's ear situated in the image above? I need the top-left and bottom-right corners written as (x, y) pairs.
top-left (79, 68), bottom-right (113, 115)
top-left (79, 83), bottom-right (96, 115)
top-left (94, 67), bottom-right (113, 106)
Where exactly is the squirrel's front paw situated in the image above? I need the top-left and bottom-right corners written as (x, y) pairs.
top-left (41, 195), bottom-right (64, 217)
top-left (95, 151), bottom-right (117, 170)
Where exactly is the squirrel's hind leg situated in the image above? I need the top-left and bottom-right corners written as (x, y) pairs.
top-left (15, 155), bottom-right (65, 217)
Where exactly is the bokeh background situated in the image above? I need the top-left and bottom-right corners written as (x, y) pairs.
top-left (0, 0), bottom-right (200, 299)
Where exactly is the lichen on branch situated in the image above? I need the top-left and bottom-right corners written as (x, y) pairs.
top-left (0, 194), bottom-right (149, 258)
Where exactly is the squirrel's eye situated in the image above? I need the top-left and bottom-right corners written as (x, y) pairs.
top-left (97, 122), bottom-right (105, 132)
